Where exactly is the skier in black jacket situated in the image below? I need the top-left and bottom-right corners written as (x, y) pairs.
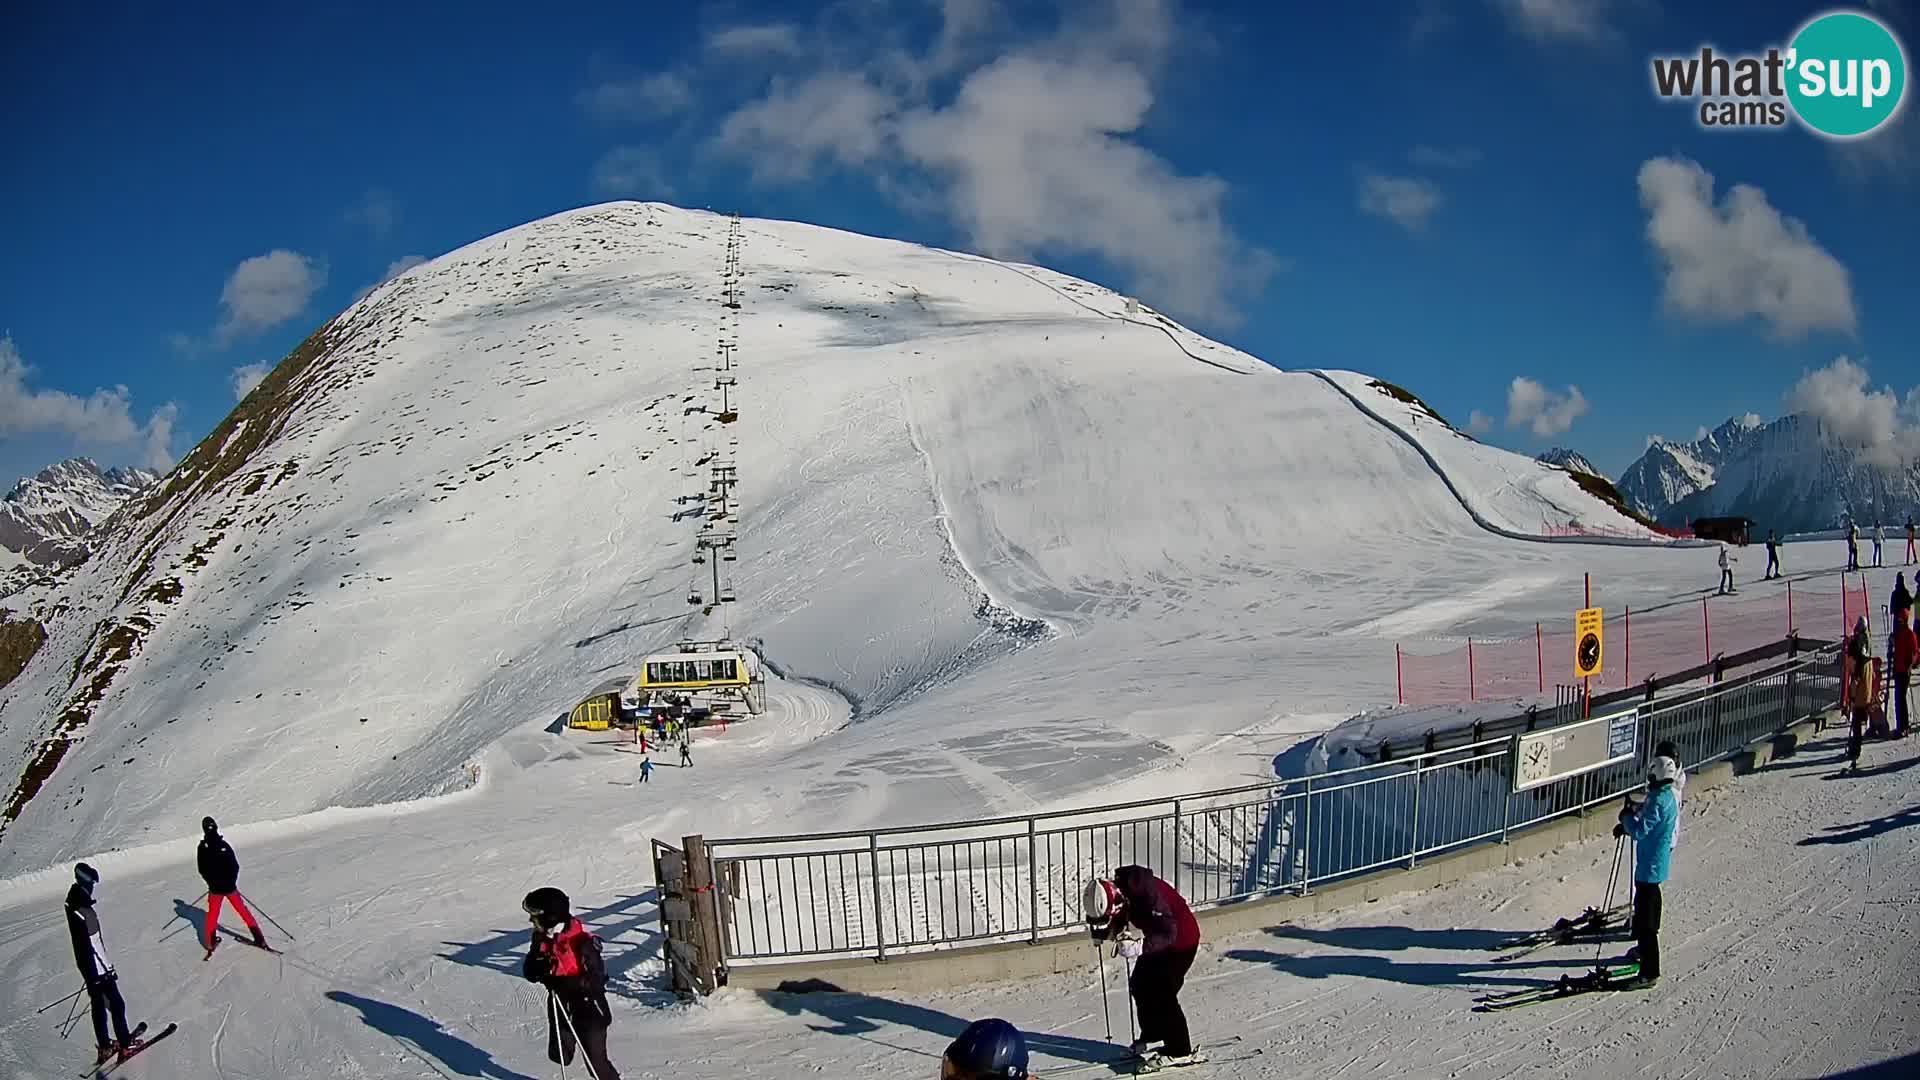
top-left (66, 863), bottom-right (148, 1066)
top-left (197, 817), bottom-right (266, 955)
top-left (1892, 573), bottom-right (1912, 624)
top-left (522, 887), bottom-right (622, 1079)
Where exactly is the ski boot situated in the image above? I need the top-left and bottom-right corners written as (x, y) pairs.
top-left (250, 929), bottom-right (270, 949)
top-left (96, 1044), bottom-right (118, 1068)
top-left (1136, 1049), bottom-right (1209, 1073)
top-left (203, 935), bottom-right (219, 960)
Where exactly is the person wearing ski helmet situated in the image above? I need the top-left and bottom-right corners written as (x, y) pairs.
top-left (1613, 756), bottom-right (1680, 988)
top-left (197, 816), bottom-right (266, 954)
top-left (522, 887), bottom-right (622, 1080)
top-left (940, 1018), bottom-right (1029, 1079)
top-left (1085, 865), bottom-right (1203, 1068)
top-left (1846, 617), bottom-right (1876, 767)
top-left (67, 863), bottom-right (145, 1065)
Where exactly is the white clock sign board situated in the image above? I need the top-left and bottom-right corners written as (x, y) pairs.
top-left (1510, 707), bottom-right (1640, 793)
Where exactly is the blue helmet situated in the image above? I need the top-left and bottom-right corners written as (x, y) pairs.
top-left (942, 1018), bottom-right (1028, 1079)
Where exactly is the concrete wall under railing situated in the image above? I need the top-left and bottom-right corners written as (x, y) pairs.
top-left (726, 715), bottom-right (1826, 994)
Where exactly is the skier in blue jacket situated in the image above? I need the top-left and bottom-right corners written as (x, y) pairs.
top-left (1613, 756), bottom-right (1681, 988)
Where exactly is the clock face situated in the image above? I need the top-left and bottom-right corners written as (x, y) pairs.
top-left (1517, 738), bottom-right (1553, 788)
top-left (1577, 633), bottom-right (1601, 673)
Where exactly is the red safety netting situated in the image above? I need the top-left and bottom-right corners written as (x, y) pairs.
top-left (1396, 575), bottom-right (1874, 706)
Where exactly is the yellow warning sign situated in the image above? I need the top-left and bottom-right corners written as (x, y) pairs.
top-left (1574, 607), bottom-right (1604, 678)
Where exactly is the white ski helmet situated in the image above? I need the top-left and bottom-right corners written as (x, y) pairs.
top-left (1648, 756), bottom-right (1682, 786)
top-left (1082, 878), bottom-right (1122, 925)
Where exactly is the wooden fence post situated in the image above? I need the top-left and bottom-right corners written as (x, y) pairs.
top-left (682, 834), bottom-right (726, 994)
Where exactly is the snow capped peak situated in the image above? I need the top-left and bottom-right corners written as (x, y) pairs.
top-left (0, 456), bottom-right (160, 570)
top-left (1534, 447), bottom-right (1602, 478)
top-left (1620, 409), bottom-right (1920, 530)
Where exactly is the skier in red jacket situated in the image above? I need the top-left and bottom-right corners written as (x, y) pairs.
top-left (1087, 865), bottom-right (1203, 1070)
top-left (522, 888), bottom-right (621, 1080)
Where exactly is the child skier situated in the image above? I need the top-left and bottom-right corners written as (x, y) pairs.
top-left (522, 888), bottom-right (622, 1080)
top-left (1716, 544), bottom-right (1734, 595)
top-left (638, 756), bottom-right (654, 783)
top-left (679, 738), bottom-right (692, 768)
top-left (66, 863), bottom-right (151, 1066)
top-left (1613, 757), bottom-right (1680, 988)
top-left (198, 816), bottom-right (267, 955)
top-left (939, 1018), bottom-right (1030, 1079)
top-left (1086, 866), bottom-right (1203, 1071)
top-left (1764, 531), bottom-right (1780, 580)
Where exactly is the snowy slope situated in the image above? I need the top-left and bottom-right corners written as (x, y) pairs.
top-left (1316, 370), bottom-right (1667, 540)
top-left (0, 458), bottom-right (158, 567)
top-left (0, 651), bottom-right (1909, 1080)
top-left (0, 203), bottom-right (1698, 877)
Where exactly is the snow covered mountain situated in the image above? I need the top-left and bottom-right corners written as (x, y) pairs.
top-left (1619, 414), bottom-right (1920, 531)
top-left (0, 458), bottom-right (159, 567)
top-left (1535, 447), bottom-right (1601, 478)
top-left (0, 202), bottom-right (1672, 874)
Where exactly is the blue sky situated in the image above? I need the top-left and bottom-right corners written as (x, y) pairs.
top-left (2, 0), bottom-right (1917, 486)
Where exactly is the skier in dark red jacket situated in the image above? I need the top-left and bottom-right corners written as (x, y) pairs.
top-left (1086, 865), bottom-right (1204, 1069)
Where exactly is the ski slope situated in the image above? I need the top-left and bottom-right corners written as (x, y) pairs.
top-left (1, 202), bottom-right (1688, 875)
top-left (0, 678), bottom-right (1911, 1080)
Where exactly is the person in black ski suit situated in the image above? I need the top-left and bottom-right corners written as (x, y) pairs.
top-left (522, 887), bottom-right (621, 1080)
top-left (678, 738), bottom-right (692, 768)
top-left (66, 863), bottom-right (142, 1066)
top-left (1892, 573), bottom-right (1912, 624)
top-left (198, 816), bottom-right (265, 953)
top-left (1763, 531), bottom-right (1781, 580)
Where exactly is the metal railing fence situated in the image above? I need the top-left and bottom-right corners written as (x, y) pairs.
top-left (694, 646), bottom-right (1840, 965)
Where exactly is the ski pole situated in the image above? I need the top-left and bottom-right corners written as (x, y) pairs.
top-left (1090, 937), bottom-right (1113, 1042)
top-left (553, 992), bottom-right (604, 1080)
top-left (1592, 834), bottom-right (1625, 971)
top-left (547, 994), bottom-right (567, 1080)
top-left (36, 986), bottom-right (85, 1014)
top-left (1122, 952), bottom-right (1136, 1046)
top-left (58, 989), bottom-right (83, 1039)
top-left (239, 893), bottom-right (296, 941)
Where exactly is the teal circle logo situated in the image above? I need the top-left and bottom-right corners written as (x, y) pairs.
top-left (1786, 10), bottom-right (1907, 138)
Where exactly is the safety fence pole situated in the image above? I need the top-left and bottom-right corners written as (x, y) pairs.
top-left (1467, 639), bottom-right (1476, 702)
top-left (1536, 623), bottom-right (1544, 693)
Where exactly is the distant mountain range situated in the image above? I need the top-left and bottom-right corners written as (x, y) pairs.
top-left (1618, 415), bottom-right (1920, 533)
top-left (0, 459), bottom-right (159, 592)
top-left (1535, 447), bottom-right (1602, 478)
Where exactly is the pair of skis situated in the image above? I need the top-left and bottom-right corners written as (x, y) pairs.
top-left (82, 1021), bottom-right (178, 1077)
top-left (203, 935), bottom-right (280, 961)
top-left (1487, 903), bottom-right (1631, 962)
top-left (1475, 963), bottom-right (1644, 1010)
top-left (1041, 1037), bottom-right (1254, 1076)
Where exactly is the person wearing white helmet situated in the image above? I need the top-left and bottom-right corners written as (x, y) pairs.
top-left (1612, 756), bottom-right (1680, 989)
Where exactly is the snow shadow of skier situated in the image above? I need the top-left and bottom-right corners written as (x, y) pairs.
top-left (1224, 925), bottom-right (1607, 990)
top-left (161, 897), bottom-right (251, 948)
top-left (326, 990), bottom-right (541, 1080)
top-left (1797, 803), bottom-right (1920, 846)
top-left (759, 980), bottom-right (1120, 1068)
top-left (439, 890), bottom-right (673, 1006)
top-left (1816, 1050), bottom-right (1920, 1078)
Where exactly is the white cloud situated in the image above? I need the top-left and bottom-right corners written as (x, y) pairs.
top-left (591, 146), bottom-right (676, 197)
top-left (1636, 156), bottom-right (1857, 340)
top-left (343, 189), bottom-right (398, 239)
top-left (579, 72), bottom-right (695, 120)
top-left (1645, 433), bottom-right (1667, 448)
top-left (1492, 0), bottom-right (1618, 43)
top-left (705, 23), bottom-right (804, 58)
top-left (229, 362), bottom-right (272, 401)
top-left (1357, 172), bottom-right (1443, 231)
top-left (214, 250), bottom-right (327, 346)
top-left (1784, 356), bottom-right (1920, 469)
top-left (0, 336), bottom-right (178, 470)
top-left (382, 255), bottom-right (427, 282)
top-left (1831, 101), bottom-right (1920, 184)
top-left (715, 72), bottom-right (894, 182)
top-left (1468, 409), bottom-right (1493, 434)
top-left (1410, 145), bottom-right (1479, 169)
top-left (1694, 425), bottom-right (1710, 441)
top-left (1506, 376), bottom-right (1590, 437)
top-left (700, 0), bottom-right (1272, 325)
